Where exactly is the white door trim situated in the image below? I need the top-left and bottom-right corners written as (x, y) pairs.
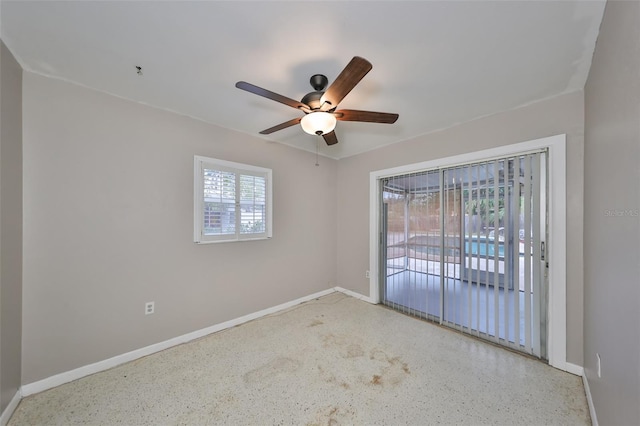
top-left (369, 134), bottom-right (568, 371)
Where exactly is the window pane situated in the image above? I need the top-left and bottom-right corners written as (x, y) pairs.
top-left (203, 169), bottom-right (236, 235)
top-left (195, 155), bottom-right (271, 243)
top-left (240, 174), bottom-right (266, 234)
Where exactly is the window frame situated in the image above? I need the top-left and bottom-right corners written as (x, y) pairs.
top-left (194, 155), bottom-right (272, 244)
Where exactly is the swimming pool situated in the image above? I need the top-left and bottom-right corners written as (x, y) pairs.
top-left (465, 237), bottom-right (505, 257)
top-left (407, 236), bottom-right (506, 258)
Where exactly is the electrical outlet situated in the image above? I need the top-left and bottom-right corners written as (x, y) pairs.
top-left (365, 270), bottom-right (370, 279)
top-left (596, 353), bottom-right (601, 378)
top-left (145, 301), bottom-right (155, 315)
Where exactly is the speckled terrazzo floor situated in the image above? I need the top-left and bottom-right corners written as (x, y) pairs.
top-left (9, 292), bottom-right (590, 425)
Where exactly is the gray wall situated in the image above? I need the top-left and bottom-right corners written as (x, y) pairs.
top-left (335, 91), bottom-right (586, 365)
top-left (0, 40), bottom-right (23, 412)
top-left (584, 1), bottom-right (640, 424)
top-left (21, 73), bottom-right (338, 384)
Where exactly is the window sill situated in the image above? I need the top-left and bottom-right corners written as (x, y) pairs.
top-left (195, 236), bottom-right (271, 244)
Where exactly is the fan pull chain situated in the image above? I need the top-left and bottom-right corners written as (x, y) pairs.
top-left (315, 138), bottom-right (320, 166)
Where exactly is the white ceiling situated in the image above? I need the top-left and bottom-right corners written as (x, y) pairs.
top-left (1, 0), bottom-right (605, 159)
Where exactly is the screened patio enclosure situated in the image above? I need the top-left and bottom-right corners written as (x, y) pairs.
top-left (380, 151), bottom-right (548, 358)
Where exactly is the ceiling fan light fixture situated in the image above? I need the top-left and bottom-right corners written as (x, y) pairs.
top-left (300, 111), bottom-right (336, 136)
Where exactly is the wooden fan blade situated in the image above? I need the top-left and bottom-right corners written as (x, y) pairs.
top-left (335, 109), bottom-right (399, 124)
top-left (320, 57), bottom-right (372, 110)
top-left (259, 117), bottom-right (302, 134)
top-left (236, 81), bottom-right (309, 111)
top-left (322, 131), bottom-right (339, 146)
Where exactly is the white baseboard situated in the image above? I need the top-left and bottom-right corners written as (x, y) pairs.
top-left (562, 361), bottom-right (584, 376)
top-left (582, 373), bottom-right (599, 426)
top-left (334, 286), bottom-right (376, 304)
top-left (549, 360), bottom-right (583, 376)
top-left (21, 288), bottom-right (336, 397)
top-left (0, 389), bottom-right (21, 426)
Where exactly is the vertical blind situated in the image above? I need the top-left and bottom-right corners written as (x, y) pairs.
top-left (381, 151), bottom-right (547, 357)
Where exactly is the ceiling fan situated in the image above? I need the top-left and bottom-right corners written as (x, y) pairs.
top-left (235, 56), bottom-right (399, 146)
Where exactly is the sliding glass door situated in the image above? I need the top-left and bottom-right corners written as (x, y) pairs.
top-left (381, 151), bottom-right (547, 358)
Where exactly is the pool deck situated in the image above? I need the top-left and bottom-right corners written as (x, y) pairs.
top-left (387, 254), bottom-right (530, 292)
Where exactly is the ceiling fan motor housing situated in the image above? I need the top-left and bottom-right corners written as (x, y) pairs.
top-left (301, 74), bottom-right (330, 110)
top-left (301, 91), bottom-right (324, 110)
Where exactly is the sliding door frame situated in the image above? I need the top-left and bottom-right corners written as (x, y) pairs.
top-left (369, 134), bottom-right (567, 371)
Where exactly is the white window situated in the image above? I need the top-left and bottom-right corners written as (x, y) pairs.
top-left (194, 155), bottom-right (272, 243)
